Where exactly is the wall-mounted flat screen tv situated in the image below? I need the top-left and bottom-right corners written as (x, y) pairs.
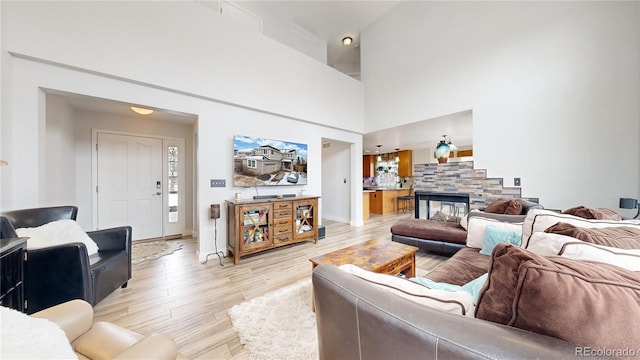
top-left (233, 135), bottom-right (308, 187)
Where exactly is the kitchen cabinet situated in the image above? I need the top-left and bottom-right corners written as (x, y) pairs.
top-left (369, 189), bottom-right (410, 215)
top-left (397, 150), bottom-right (413, 177)
top-left (363, 190), bottom-right (373, 221)
top-left (363, 155), bottom-right (375, 177)
top-left (370, 191), bottom-right (382, 214)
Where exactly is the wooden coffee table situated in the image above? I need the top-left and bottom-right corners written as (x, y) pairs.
top-left (310, 239), bottom-right (418, 276)
top-left (309, 239), bottom-right (419, 310)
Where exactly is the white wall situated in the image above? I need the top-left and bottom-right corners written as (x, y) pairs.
top-left (0, 3), bottom-right (5, 208)
top-left (321, 140), bottom-right (351, 223)
top-left (412, 147), bottom-right (432, 167)
top-left (363, 1), bottom-right (640, 210)
top-left (3, 56), bottom-right (363, 260)
top-left (0, 1), bottom-right (365, 258)
top-left (232, 1), bottom-right (328, 65)
top-left (45, 96), bottom-right (76, 206)
top-left (4, 1), bottom-right (363, 132)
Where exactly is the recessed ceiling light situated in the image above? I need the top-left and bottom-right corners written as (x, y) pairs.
top-left (342, 36), bottom-right (353, 46)
top-left (130, 106), bottom-right (154, 115)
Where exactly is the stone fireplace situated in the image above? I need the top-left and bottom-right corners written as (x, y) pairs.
top-left (413, 161), bottom-right (537, 213)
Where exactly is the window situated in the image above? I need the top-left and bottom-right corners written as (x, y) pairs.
top-left (168, 146), bottom-right (179, 223)
top-left (247, 159), bottom-right (257, 168)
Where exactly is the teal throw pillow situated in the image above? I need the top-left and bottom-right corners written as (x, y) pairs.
top-left (461, 273), bottom-right (488, 303)
top-left (409, 277), bottom-right (463, 292)
top-left (411, 273), bottom-right (489, 304)
top-left (480, 225), bottom-right (522, 256)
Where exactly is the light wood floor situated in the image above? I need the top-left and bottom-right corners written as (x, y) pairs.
top-left (93, 212), bottom-right (447, 359)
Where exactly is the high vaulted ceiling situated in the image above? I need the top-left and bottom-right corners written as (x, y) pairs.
top-left (230, 1), bottom-right (400, 76)
top-left (223, 1), bottom-right (472, 153)
top-left (48, 1), bottom-right (472, 156)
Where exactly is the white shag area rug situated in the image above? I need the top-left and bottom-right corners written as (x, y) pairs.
top-left (228, 279), bottom-right (318, 360)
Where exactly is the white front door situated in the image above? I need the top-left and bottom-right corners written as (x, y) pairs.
top-left (97, 133), bottom-right (163, 240)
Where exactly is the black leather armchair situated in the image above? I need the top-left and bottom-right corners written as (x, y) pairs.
top-left (1, 206), bottom-right (132, 314)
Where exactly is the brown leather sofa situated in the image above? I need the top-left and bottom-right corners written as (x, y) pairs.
top-left (312, 264), bottom-right (577, 360)
top-left (391, 198), bottom-right (543, 255)
top-left (31, 299), bottom-right (186, 359)
top-left (1, 206), bottom-right (132, 314)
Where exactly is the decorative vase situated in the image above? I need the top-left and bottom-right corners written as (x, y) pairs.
top-left (435, 139), bottom-right (450, 163)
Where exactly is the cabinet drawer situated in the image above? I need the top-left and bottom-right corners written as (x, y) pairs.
top-left (274, 233), bottom-right (293, 244)
top-left (273, 218), bottom-right (292, 227)
top-left (273, 202), bottom-right (292, 211)
top-left (273, 226), bottom-right (291, 236)
top-left (273, 209), bottom-right (292, 219)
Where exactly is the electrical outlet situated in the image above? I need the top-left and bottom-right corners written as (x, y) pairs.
top-left (514, 177), bottom-right (521, 186)
top-left (210, 179), bottom-right (226, 188)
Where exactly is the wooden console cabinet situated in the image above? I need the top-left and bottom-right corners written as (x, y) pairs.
top-left (226, 196), bottom-right (319, 264)
top-left (0, 237), bottom-right (27, 312)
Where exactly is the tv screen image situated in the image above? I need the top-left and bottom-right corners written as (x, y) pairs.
top-left (233, 135), bottom-right (308, 187)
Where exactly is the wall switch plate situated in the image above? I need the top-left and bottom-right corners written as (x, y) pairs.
top-left (514, 177), bottom-right (521, 186)
top-left (210, 179), bottom-right (226, 187)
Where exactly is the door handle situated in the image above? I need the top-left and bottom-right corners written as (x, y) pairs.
top-left (154, 192), bottom-right (161, 196)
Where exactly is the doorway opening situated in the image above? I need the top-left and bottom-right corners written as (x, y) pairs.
top-left (44, 90), bottom-right (197, 240)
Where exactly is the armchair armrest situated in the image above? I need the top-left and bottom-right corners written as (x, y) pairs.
top-left (0, 216), bottom-right (18, 238)
top-left (26, 244), bottom-right (93, 314)
top-left (87, 226), bottom-right (132, 252)
top-left (114, 333), bottom-right (178, 360)
top-left (31, 299), bottom-right (93, 343)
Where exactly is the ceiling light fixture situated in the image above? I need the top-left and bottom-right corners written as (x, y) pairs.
top-left (130, 106), bottom-right (154, 115)
top-left (0, 160), bottom-right (8, 166)
top-left (376, 144), bottom-right (382, 161)
top-left (342, 36), bottom-right (353, 46)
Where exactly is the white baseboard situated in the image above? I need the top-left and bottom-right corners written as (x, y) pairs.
top-left (322, 214), bottom-right (350, 223)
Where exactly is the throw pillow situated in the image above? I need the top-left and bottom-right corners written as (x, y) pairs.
top-left (545, 222), bottom-right (640, 249)
top-left (563, 205), bottom-right (622, 221)
top-left (484, 199), bottom-right (509, 214)
top-left (476, 244), bottom-right (640, 351)
top-left (527, 232), bottom-right (640, 271)
top-left (466, 217), bottom-right (523, 250)
top-left (339, 264), bottom-right (475, 317)
top-left (460, 273), bottom-right (488, 304)
top-left (409, 277), bottom-right (464, 292)
top-left (467, 210), bottom-right (527, 224)
top-left (521, 209), bottom-right (640, 249)
top-left (16, 219), bottom-right (100, 255)
top-left (527, 231), bottom-right (585, 256)
top-left (484, 199), bottom-right (522, 215)
top-left (503, 200), bottom-right (523, 215)
top-left (411, 273), bottom-right (489, 304)
top-left (558, 242), bottom-right (640, 271)
top-left (479, 225), bottom-right (522, 256)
